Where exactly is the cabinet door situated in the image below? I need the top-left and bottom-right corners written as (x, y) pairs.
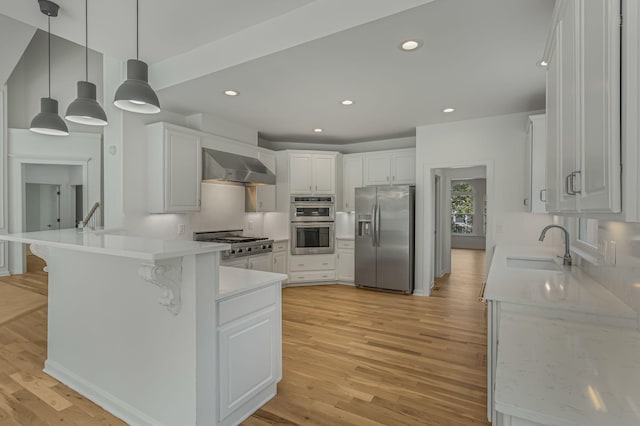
top-left (342, 155), bottom-right (363, 212)
top-left (218, 307), bottom-right (277, 422)
top-left (272, 252), bottom-right (287, 276)
top-left (221, 258), bottom-right (248, 269)
top-left (524, 120), bottom-right (533, 212)
top-left (577, 0), bottom-right (621, 212)
top-left (256, 151), bottom-right (276, 212)
top-left (165, 130), bottom-right (202, 212)
top-left (390, 152), bottom-right (416, 184)
top-left (364, 154), bottom-right (391, 185)
top-left (529, 115), bottom-right (547, 214)
top-left (289, 154), bottom-right (312, 194)
top-left (337, 249), bottom-right (354, 282)
top-left (558, 1), bottom-right (580, 213)
top-left (248, 254), bottom-right (272, 272)
top-left (312, 155), bottom-right (336, 194)
top-left (546, 31), bottom-right (561, 213)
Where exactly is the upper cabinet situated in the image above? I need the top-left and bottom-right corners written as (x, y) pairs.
top-left (525, 114), bottom-right (547, 214)
top-left (147, 123), bottom-right (202, 213)
top-left (545, 0), bottom-right (621, 214)
top-left (342, 154), bottom-right (363, 212)
top-left (288, 152), bottom-right (337, 195)
top-left (363, 149), bottom-right (416, 186)
top-left (256, 151), bottom-right (277, 212)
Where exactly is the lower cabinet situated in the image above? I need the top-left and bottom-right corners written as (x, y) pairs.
top-left (336, 240), bottom-right (354, 282)
top-left (271, 241), bottom-right (288, 284)
top-left (217, 285), bottom-right (282, 426)
top-left (496, 412), bottom-right (544, 426)
top-left (288, 253), bottom-right (336, 284)
top-left (221, 253), bottom-right (273, 272)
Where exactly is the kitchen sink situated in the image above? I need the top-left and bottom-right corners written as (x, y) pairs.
top-left (506, 257), bottom-right (563, 272)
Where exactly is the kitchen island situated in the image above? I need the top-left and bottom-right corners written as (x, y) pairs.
top-left (0, 229), bottom-right (287, 426)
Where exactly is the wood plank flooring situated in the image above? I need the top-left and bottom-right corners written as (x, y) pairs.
top-left (0, 249), bottom-right (488, 425)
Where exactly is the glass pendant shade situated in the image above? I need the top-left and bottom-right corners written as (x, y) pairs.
top-left (30, 97), bottom-right (70, 136)
top-left (113, 59), bottom-right (160, 114)
top-left (65, 81), bottom-right (108, 126)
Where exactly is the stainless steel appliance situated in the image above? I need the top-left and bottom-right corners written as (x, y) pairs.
top-left (202, 148), bottom-right (275, 186)
top-left (193, 230), bottom-right (273, 260)
top-left (355, 185), bottom-right (415, 294)
top-left (290, 196), bottom-right (335, 222)
top-left (291, 222), bottom-right (334, 255)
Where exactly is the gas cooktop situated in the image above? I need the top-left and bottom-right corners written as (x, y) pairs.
top-left (193, 230), bottom-right (273, 260)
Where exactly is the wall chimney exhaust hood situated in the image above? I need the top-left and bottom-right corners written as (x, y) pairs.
top-left (202, 148), bottom-right (275, 186)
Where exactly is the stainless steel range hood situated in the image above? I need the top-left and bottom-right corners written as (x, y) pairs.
top-left (202, 148), bottom-right (275, 186)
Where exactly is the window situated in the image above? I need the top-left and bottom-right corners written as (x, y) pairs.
top-left (451, 182), bottom-right (474, 234)
top-left (578, 218), bottom-right (598, 249)
top-left (451, 180), bottom-right (487, 236)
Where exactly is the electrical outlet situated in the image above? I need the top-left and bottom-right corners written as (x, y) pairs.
top-left (177, 224), bottom-right (185, 235)
top-left (605, 240), bottom-right (616, 265)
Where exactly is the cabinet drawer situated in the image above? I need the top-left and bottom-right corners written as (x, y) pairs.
top-left (272, 241), bottom-right (288, 253)
top-left (289, 270), bottom-right (336, 283)
top-left (218, 285), bottom-right (277, 325)
top-left (337, 239), bottom-right (354, 249)
top-left (289, 254), bottom-right (335, 271)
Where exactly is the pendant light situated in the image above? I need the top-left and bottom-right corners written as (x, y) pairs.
top-left (113, 0), bottom-right (160, 114)
top-left (29, 0), bottom-right (69, 136)
top-left (65, 0), bottom-right (108, 126)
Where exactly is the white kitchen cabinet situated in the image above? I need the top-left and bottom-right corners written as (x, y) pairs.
top-left (288, 253), bottom-right (336, 284)
top-left (217, 285), bottom-right (281, 426)
top-left (147, 123), bottom-right (202, 213)
top-left (255, 151), bottom-right (276, 212)
top-left (221, 253), bottom-right (273, 272)
top-left (363, 149), bottom-right (416, 186)
top-left (288, 153), bottom-right (336, 195)
top-left (545, 0), bottom-right (621, 214)
top-left (336, 240), bottom-right (354, 282)
top-left (271, 241), bottom-right (288, 284)
top-left (524, 115), bottom-right (547, 213)
top-left (342, 155), bottom-right (363, 212)
top-left (495, 413), bottom-right (544, 426)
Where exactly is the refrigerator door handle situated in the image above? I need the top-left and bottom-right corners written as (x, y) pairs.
top-left (371, 204), bottom-right (377, 247)
top-left (376, 202), bottom-right (381, 247)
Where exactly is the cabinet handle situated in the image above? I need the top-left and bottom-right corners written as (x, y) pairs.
top-left (274, 258), bottom-right (277, 264)
top-left (524, 198), bottom-right (529, 207)
top-left (337, 253), bottom-right (340, 259)
top-left (539, 189), bottom-right (547, 202)
top-left (565, 174), bottom-right (576, 195)
top-left (570, 171), bottom-right (581, 194)
top-left (309, 185), bottom-right (312, 191)
top-left (393, 176), bottom-right (396, 181)
top-left (259, 201), bottom-right (263, 208)
top-left (298, 263), bottom-right (304, 266)
top-left (315, 185), bottom-right (318, 191)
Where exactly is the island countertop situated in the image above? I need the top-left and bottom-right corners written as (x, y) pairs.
top-left (0, 229), bottom-right (230, 261)
top-left (218, 266), bottom-right (287, 300)
top-left (484, 244), bottom-right (637, 319)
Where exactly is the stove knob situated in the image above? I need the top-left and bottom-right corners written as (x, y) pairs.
top-left (237, 248), bottom-right (243, 253)
top-left (230, 249), bottom-right (235, 254)
top-left (247, 247), bottom-right (252, 252)
top-left (268, 244), bottom-right (272, 249)
top-left (261, 245), bottom-right (267, 250)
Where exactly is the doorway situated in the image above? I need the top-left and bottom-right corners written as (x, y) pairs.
top-left (433, 166), bottom-right (487, 289)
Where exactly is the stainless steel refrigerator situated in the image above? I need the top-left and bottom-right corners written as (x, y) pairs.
top-left (355, 185), bottom-right (415, 294)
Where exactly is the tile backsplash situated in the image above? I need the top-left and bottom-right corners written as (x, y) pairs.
top-left (571, 219), bottom-right (640, 313)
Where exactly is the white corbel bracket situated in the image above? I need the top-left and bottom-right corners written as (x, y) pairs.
top-left (29, 244), bottom-right (50, 272)
top-left (138, 257), bottom-right (183, 315)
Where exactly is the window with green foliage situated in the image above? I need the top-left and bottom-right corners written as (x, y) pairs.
top-left (451, 182), bottom-right (474, 234)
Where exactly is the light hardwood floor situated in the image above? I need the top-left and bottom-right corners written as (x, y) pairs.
top-left (0, 249), bottom-right (488, 425)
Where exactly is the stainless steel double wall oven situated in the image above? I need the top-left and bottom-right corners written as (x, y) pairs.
top-left (290, 196), bottom-right (334, 255)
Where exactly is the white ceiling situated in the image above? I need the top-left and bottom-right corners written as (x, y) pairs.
top-left (0, 0), bottom-right (554, 144)
top-left (158, 0), bottom-right (555, 143)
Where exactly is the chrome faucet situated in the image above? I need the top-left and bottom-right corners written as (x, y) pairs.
top-left (538, 224), bottom-right (572, 265)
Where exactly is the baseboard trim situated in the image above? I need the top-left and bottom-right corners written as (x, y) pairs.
top-left (44, 360), bottom-right (160, 426)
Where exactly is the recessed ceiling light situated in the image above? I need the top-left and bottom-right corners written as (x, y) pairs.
top-left (224, 90), bottom-right (239, 96)
top-left (400, 40), bottom-right (422, 51)
top-left (443, 108), bottom-right (455, 113)
top-left (538, 60), bottom-right (548, 67)
top-left (341, 100), bottom-right (354, 106)
top-left (313, 128), bottom-right (323, 133)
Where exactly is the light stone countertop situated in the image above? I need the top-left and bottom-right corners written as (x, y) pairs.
top-left (336, 236), bottom-right (355, 240)
top-left (484, 244), bottom-right (637, 319)
top-left (495, 311), bottom-right (640, 426)
top-left (218, 266), bottom-right (287, 300)
top-left (0, 229), bottom-right (229, 261)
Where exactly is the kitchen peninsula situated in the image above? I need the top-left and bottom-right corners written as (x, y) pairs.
top-left (0, 229), bottom-right (286, 426)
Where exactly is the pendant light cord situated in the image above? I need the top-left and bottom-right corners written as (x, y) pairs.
top-left (48, 15), bottom-right (51, 98)
top-left (85, 0), bottom-right (88, 81)
top-left (136, 0), bottom-right (139, 60)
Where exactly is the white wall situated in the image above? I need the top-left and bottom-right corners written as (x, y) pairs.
top-left (187, 113), bottom-right (258, 146)
top-left (416, 112), bottom-right (554, 295)
top-left (7, 30), bottom-right (104, 134)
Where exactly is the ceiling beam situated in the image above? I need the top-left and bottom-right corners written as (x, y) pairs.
top-left (150, 0), bottom-right (434, 91)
